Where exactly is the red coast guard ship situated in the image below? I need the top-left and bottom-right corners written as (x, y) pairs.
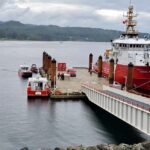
top-left (94, 5), bottom-right (150, 92)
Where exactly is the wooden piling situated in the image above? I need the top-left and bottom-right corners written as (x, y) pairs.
top-left (45, 53), bottom-right (49, 73)
top-left (43, 51), bottom-right (46, 69)
top-left (43, 52), bottom-right (47, 72)
top-left (126, 62), bottom-right (134, 91)
top-left (47, 55), bottom-right (52, 79)
top-left (109, 58), bottom-right (114, 84)
top-left (89, 53), bottom-right (93, 72)
top-left (51, 59), bottom-right (57, 88)
top-left (98, 55), bottom-right (103, 77)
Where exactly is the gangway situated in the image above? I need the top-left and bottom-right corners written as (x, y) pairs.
top-left (82, 84), bottom-right (150, 136)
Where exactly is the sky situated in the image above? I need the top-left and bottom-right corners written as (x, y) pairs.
top-left (0, 0), bottom-right (150, 33)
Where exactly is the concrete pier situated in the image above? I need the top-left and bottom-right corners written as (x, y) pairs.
top-left (40, 52), bottom-right (109, 99)
top-left (49, 67), bottom-right (109, 100)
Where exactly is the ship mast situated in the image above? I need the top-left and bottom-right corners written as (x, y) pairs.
top-left (122, 5), bottom-right (138, 37)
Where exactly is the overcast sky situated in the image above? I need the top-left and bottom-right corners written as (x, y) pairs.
top-left (0, 0), bottom-right (150, 33)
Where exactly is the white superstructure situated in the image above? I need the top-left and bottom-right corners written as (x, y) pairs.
top-left (111, 5), bottom-right (150, 66)
top-left (28, 77), bottom-right (48, 90)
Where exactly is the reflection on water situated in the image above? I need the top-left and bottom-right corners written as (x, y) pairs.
top-left (0, 41), bottom-right (149, 150)
top-left (27, 98), bottom-right (49, 104)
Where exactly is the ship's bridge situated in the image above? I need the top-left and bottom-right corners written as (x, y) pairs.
top-left (112, 37), bottom-right (150, 66)
top-left (112, 37), bottom-right (150, 52)
top-left (113, 38), bottom-right (150, 48)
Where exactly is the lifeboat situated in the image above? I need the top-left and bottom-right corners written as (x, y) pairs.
top-left (18, 65), bottom-right (32, 78)
top-left (27, 77), bottom-right (50, 97)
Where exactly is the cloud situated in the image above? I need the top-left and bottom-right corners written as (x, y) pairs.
top-left (95, 9), bottom-right (123, 21)
top-left (140, 12), bottom-right (150, 19)
top-left (0, 0), bottom-right (149, 33)
top-left (13, 2), bottom-right (96, 26)
top-left (0, 2), bottom-right (29, 21)
top-left (16, 2), bottom-right (92, 13)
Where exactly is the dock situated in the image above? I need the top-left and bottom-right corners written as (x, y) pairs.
top-left (56, 68), bottom-right (108, 93)
top-left (40, 67), bottom-right (109, 99)
top-left (50, 93), bottom-right (86, 100)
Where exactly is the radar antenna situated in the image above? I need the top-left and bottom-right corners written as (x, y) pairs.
top-left (122, 2), bottom-right (138, 38)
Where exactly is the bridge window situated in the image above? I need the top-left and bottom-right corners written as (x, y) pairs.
top-left (123, 44), bottom-right (127, 48)
top-left (119, 44), bottom-right (128, 48)
top-left (130, 44), bottom-right (133, 48)
top-left (138, 45), bottom-right (144, 48)
top-left (129, 44), bottom-right (145, 48)
top-left (137, 45), bottom-right (140, 48)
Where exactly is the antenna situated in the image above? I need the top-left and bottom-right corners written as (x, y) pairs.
top-left (129, 0), bottom-right (132, 5)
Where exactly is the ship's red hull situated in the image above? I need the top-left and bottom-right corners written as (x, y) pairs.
top-left (93, 61), bottom-right (109, 78)
top-left (93, 62), bottom-right (150, 91)
top-left (115, 64), bottom-right (150, 91)
top-left (102, 61), bottom-right (109, 77)
top-left (27, 87), bottom-right (50, 97)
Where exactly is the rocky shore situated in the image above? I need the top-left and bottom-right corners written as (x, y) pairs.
top-left (20, 141), bottom-right (150, 150)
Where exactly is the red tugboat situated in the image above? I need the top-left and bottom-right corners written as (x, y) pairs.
top-left (18, 65), bottom-right (32, 78)
top-left (94, 5), bottom-right (150, 93)
top-left (27, 77), bottom-right (50, 97)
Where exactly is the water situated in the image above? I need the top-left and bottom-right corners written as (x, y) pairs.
top-left (0, 41), bottom-right (149, 150)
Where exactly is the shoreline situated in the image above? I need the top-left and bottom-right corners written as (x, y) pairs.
top-left (20, 141), bottom-right (150, 150)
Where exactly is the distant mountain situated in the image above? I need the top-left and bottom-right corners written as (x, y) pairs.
top-left (0, 21), bottom-right (149, 41)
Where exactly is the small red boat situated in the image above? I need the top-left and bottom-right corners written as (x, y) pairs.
top-left (27, 77), bottom-right (50, 97)
top-left (18, 65), bottom-right (32, 78)
top-left (30, 64), bottom-right (38, 73)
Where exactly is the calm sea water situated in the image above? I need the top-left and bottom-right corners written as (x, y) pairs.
top-left (0, 41), bottom-right (149, 150)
